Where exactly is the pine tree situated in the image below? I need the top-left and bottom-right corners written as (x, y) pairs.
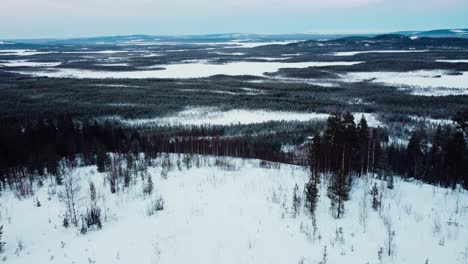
top-left (370, 183), bottom-right (380, 210)
top-left (407, 129), bottom-right (424, 179)
top-left (327, 169), bottom-right (350, 218)
top-left (89, 181), bottom-right (97, 203)
top-left (96, 145), bottom-right (107, 173)
top-left (292, 184), bottom-right (301, 217)
top-left (304, 178), bottom-right (319, 215)
top-left (144, 174), bottom-right (154, 195)
top-left (357, 116), bottom-right (370, 175)
top-left (309, 133), bottom-right (321, 185)
top-left (386, 174), bottom-right (394, 190)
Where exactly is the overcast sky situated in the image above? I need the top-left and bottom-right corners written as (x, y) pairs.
top-left (1, 0), bottom-right (467, 38)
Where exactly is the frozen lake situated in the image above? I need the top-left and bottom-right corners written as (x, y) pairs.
top-left (12, 61), bottom-right (362, 79)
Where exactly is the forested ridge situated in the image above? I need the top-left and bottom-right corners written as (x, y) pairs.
top-left (0, 109), bottom-right (467, 194)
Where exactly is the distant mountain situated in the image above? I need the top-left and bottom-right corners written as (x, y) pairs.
top-left (2, 28), bottom-right (467, 45)
top-left (1, 33), bottom-right (375, 45)
top-left (396, 28), bottom-right (468, 39)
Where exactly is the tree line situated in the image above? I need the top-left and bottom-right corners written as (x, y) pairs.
top-left (0, 109), bottom-right (466, 194)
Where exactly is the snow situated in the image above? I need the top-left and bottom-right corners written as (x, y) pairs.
top-left (333, 50), bottom-right (429, 56)
top-left (0, 60), bottom-right (62, 67)
top-left (451, 29), bottom-right (467, 34)
top-left (94, 63), bottom-right (130, 67)
top-left (246, 57), bottom-right (293, 61)
top-left (408, 115), bottom-right (455, 125)
top-left (436, 59), bottom-right (468, 63)
top-left (11, 61), bottom-right (362, 79)
top-left (344, 70), bottom-right (468, 93)
top-left (211, 52), bottom-right (246, 56)
top-left (1, 155), bottom-right (467, 264)
top-left (110, 107), bottom-right (331, 126)
top-left (0, 49), bottom-right (56, 56)
top-left (61, 50), bottom-right (132, 54)
top-left (106, 107), bottom-right (381, 127)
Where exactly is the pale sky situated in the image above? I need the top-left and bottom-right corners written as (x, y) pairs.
top-left (1, 0), bottom-right (467, 38)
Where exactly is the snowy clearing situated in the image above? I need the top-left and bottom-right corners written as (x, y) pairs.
top-left (94, 63), bottom-right (131, 67)
top-left (1, 155), bottom-right (466, 264)
top-left (11, 61), bottom-right (363, 79)
top-left (436, 59), bottom-right (468, 63)
top-left (106, 107), bottom-right (381, 127)
top-left (0, 60), bottom-right (62, 67)
top-left (333, 50), bottom-right (429, 56)
top-left (61, 50), bottom-right (133, 54)
top-left (0, 49), bottom-right (56, 56)
top-left (344, 70), bottom-right (468, 93)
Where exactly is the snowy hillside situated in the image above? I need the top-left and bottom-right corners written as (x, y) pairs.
top-left (0, 154), bottom-right (466, 264)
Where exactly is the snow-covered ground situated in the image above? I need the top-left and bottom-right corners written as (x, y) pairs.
top-left (1, 155), bottom-right (466, 264)
top-left (0, 60), bottom-right (62, 67)
top-left (333, 50), bottom-right (428, 56)
top-left (436, 59), bottom-right (468, 63)
top-left (343, 70), bottom-right (468, 95)
top-left (0, 49), bottom-right (56, 56)
top-left (11, 61), bottom-right (362, 79)
top-left (107, 107), bottom-right (382, 127)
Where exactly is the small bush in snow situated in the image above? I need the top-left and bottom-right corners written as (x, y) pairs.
top-left (62, 215), bottom-right (70, 228)
top-left (85, 207), bottom-right (103, 230)
top-left (146, 197), bottom-right (165, 216)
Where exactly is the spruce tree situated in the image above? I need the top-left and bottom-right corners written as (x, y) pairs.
top-left (370, 183), bottom-right (380, 210)
top-left (327, 169), bottom-right (350, 218)
top-left (144, 174), bottom-right (154, 195)
top-left (96, 145), bottom-right (107, 173)
top-left (387, 174), bottom-right (394, 190)
top-left (292, 184), bottom-right (301, 217)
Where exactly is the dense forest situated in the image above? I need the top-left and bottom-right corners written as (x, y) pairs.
top-left (0, 108), bottom-right (467, 195)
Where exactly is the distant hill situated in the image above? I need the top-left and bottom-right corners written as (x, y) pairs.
top-left (2, 28), bottom-right (467, 45)
top-left (396, 28), bottom-right (468, 38)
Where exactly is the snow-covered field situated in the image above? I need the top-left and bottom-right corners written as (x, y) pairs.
top-left (333, 50), bottom-right (428, 56)
top-left (0, 60), bottom-right (62, 67)
top-left (11, 61), bottom-right (362, 79)
top-left (344, 70), bottom-right (468, 95)
top-left (107, 107), bottom-right (382, 127)
top-left (0, 49), bottom-right (56, 56)
top-left (1, 155), bottom-right (466, 264)
top-left (436, 59), bottom-right (468, 63)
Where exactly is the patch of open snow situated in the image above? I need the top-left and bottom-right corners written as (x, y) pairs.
top-left (211, 52), bottom-right (246, 56)
top-left (246, 57), bottom-right (293, 61)
top-left (0, 60), bottom-right (61, 67)
top-left (451, 29), bottom-right (467, 34)
top-left (62, 50), bottom-right (132, 54)
top-left (2, 155), bottom-right (467, 264)
top-left (93, 84), bottom-right (140, 88)
top-left (94, 63), bottom-right (130, 67)
top-left (333, 50), bottom-right (429, 56)
top-left (224, 41), bottom-right (299, 48)
top-left (110, 107), bottom-right (330, 126)
top-left (12, 61), bottom-right (363, 79)
top-left (107, 107), bottom-right (381, 127)
top-left (344, 70), bottom-right (468, 92)
top-left (408, 115), bottom-right (455, 125)
top-left (0, 49), bottom-right (56, 56)
top-left (436, 59), bottom-right (468, 63)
